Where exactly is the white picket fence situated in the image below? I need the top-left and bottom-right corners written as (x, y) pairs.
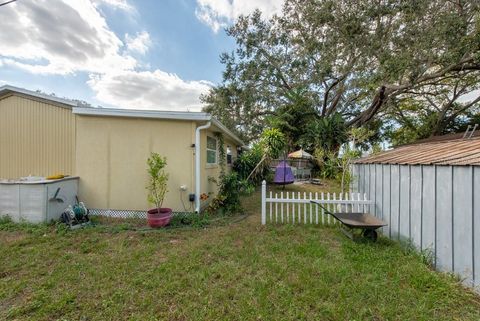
top-left (261, 180), bottom-right (374, 225)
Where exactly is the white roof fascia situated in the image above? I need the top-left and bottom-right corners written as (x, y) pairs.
top-left (73, 107), bottom-right (245, 145)
top-left (72, 107), bottom-right (211, 121)
top-left (0, 85), bottom-right (78, 107)
top-left (73, 107), bottom-right (245, 146)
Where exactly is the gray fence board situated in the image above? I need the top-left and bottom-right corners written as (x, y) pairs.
top-left (436, 166), bottom-right (453, 272)
top-left (474, 167), bottom-right (480, 289)
top-left (365, 165), bottom-right (370, 203)
top-left (351, 164), bottom-right (359, 193)
top-left (383, 165), bottom-right (392, 236)
top-left (370, 165), bottom-right (376, 216)
top-left (410, 166), bottom-right (422, 248)
top-left (400, 165), bottom-right (411, 240)
top-left (390, 165), bottom-right (400, 240)
top-left (375, 164), bottom-right (383, 220)
top-left (359, 164), bottom-right (365, 194)
top-left (422, 166), bottom-right (436, 253)
top-left (452, 166), bottom-right (473, 285)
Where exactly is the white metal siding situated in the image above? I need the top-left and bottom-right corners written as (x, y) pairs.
top-left (0, 178), bottom-right (79, 223)
top-left (19, 185), bottom-right (46, 223)
top-left (0, 184), bottom-right (20, 221)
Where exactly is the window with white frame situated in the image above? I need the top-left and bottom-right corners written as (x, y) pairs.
top-left (227, 146), bottom-right (232, 165)
top-left (206, 136), bottom-right (217, 164)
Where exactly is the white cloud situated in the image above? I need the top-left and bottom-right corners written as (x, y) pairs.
top-left (195, 0), bottom-right (284, 32)
top-left (0, 0), bottom-right (211, 111)
top-left (88, 70), bottom-right (212, 111)
top-left (0, 0), bottom-right (136, 75)
top-left (125, 31), bottom-right (152, 55)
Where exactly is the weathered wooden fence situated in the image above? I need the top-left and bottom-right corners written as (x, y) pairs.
top-left (261, 180), bottom-right (374, 225)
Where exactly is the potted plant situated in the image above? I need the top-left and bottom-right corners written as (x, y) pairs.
top-left (146, 152), bottom-right (172, 228)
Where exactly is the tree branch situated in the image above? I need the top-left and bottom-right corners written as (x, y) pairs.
top-left (347, 86), bottom-right (387, 127)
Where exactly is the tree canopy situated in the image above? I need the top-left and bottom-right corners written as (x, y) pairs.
top-left (202, 0), bottom-right (480, 149)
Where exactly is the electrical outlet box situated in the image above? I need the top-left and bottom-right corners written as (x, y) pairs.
top-left (188, 194), bottom-right (195, 202)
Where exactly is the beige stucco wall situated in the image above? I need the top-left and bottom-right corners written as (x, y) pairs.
top-left (76, 117), bottom-right (240, 212)
top-left (0, 94), bottom-right (76, 179)
top-left (75, 115), bottom-right (197, 212)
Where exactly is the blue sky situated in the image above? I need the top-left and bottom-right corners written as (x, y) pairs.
top-left (106, 0), bottom-right (234, 82)
top-left (0, 0), bottom-right (283, 110)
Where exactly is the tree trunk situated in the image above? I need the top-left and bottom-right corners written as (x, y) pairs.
top-left (431, 109), bottom-right (449, 136)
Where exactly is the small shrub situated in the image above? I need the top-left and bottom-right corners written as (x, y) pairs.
top-left (168, 212), bottom-right (210, 228)
top-left (399, 239), bottom-right (435, 268)
top-left (146, 153), bottom-right (169, 210)
top-left (0, 216), bottom-right (50, 235)
top-left (54, 221), bottom-right (70, 235)
top-left (0, 215), bottom-right (12, 225)
top-left (318, 151), bottom-right (340, 179)
top-left (207, 172), bottom-right (252, 215)
top-left (420, 248), bottom-right (435, 268)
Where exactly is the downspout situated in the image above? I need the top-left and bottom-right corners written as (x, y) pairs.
top-left (195, 121), bottom-right (211, 213)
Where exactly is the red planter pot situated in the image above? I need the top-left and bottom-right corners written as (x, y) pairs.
top-left (147, 208), bottom-right (173, 228)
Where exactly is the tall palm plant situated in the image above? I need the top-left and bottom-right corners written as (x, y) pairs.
top-left (246, 128), bottom-right (286, 182)
top-left (299, 113), bottom-right (348, 154)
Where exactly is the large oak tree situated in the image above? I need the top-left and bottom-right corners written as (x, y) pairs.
top-left (202, 0), bottom-right (480, 145)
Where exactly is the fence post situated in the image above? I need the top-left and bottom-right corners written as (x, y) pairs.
top-left (261, 180), bottom-right (266, 225)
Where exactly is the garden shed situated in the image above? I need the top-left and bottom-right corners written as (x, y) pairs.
top-left (352, 133), bottom-right (480, 289)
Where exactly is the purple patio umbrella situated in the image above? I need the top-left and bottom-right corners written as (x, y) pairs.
top-left (273, 161), bottom-right (294, 185)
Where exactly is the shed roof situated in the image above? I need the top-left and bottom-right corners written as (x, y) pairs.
top-left (0, 85), bottom-right (77, 107)
top-left (354, 134), bottom-right (480, 166)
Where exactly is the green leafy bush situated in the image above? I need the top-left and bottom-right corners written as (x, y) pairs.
top-left (207, 172), bottom-right (251, 215)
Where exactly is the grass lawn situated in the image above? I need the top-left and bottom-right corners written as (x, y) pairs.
top-left (1, 180), bottom-right (480, 320)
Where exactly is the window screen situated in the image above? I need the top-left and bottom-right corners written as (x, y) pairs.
top-left (207, 136), bottom-right (217, 164)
